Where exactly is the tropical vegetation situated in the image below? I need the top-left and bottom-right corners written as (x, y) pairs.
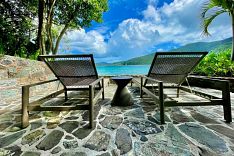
top-left (194, 48), bottom-right (234, 76)
top-left (201, 0), bottom-right (234, 60)
top-left (0, 0), bottom-right (108, 58)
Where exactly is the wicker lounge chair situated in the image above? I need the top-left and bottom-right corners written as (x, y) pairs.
top-left (22, 54), bottom-right (104, 128)
top-left (132, 52), bottom-right (232, 124)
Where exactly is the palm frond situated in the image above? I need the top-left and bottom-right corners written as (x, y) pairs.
top-left (202, 9), bottom-right (226, 36)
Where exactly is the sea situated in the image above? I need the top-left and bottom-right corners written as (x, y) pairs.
top-left (96, 65), bottom-right (150, 76)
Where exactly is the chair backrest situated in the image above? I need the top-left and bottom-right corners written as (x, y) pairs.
top-left (146, 52), bottom-right (208, 86)
top-left (39, 54), bottom-right (99, 87)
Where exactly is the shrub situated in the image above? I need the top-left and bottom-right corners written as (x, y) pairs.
top-left (194, 49), bottom-right (234, 77)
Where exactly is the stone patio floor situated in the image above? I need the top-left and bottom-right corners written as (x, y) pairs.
top-left (1, 83), bottom-right (234, 156)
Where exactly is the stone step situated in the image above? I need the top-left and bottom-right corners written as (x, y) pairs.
top-left (0, 69), bottom-right (8, 79)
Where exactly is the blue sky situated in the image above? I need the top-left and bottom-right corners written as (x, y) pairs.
top-left (60, 0), bottom-right (231, 63)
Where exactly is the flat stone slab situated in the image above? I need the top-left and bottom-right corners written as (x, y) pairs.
top-left (60, 152), bottom-right (87, 156)
top-left (84, 131), bottom-right (110, 151)
top-left (36, 130), bottom-right (64, 150)
top-left (124, 118), bottom-right (162, 135)
top-left (0, 130), bottom-right (26, 148)
top-left (179, 123), bottom-right (228, 153)
top-left (21, 129), bottom-right (46, 145)
top-left (73, 123), bottom-right (96, 140)
top-left (124, 108), bottom-right (145, 119)
top-left (59, 121), bottom-right (79, 133)
top-left (134, 142), bottom-right (192, 155)
top-left (206, 125), bottom-right (234, 140)
top-left (191, 111), bottom-right (220, 124)
top-left (100, 115), bottom-right (123, 130)
top-left (115, 128), bottom-right (132, 154)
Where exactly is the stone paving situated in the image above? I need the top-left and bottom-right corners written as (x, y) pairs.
top-left (1, 83), bottom-right (234, 156)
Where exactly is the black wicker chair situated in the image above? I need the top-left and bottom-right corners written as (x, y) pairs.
top-left (22, 54), bottom-right (104, 128)
top-left (133, 52), bottom-right (232, 124)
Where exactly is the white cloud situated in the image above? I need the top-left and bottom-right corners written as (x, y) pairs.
top-left (60, 0), bottom-right (231, 62)
top-left (107, 19), bottom-right (160, 59)
top-left (60, 29), bottom-right (106, 56)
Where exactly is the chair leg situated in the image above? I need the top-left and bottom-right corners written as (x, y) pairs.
top-left (22, 86), bottom-right (29, 128)
top-left (159, 82), bottom-right (165, 124)
top-left (140, 77), bottom-right (143, 98)
top-left (102, 78), bottom-right (105, 100)
top-left (222, 81), bottom-right (232, 122)
top-left (177, 88), bottom-right (180, 98)
top-left (64, 89), bottom-right (68, 101)
top-left (89, 85), bottom-right (94, 128)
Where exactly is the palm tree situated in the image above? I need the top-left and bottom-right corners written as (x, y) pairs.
top-left (201, 0), bottom-right (234, 60)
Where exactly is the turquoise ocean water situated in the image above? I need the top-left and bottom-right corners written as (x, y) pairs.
top-left (96, 65), bottom-right (150, 76)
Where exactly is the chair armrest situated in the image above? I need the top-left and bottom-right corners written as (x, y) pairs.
top-left (142, 75), bottom-right (162, 83)
top-left (89, 77), bottom-right (104, 87)
top-left (23, 79), bottom-right (59, 88)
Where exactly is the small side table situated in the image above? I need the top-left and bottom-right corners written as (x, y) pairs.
top-left (111, 76), bottom-right (133, 106)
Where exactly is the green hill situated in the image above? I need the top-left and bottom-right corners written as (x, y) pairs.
top-left (113, 37), bottom-right (232, 65)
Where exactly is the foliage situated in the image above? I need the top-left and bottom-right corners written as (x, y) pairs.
top-left (41, 0), bottom-right (108, 55)
top-left (0, 0), bottom-right (38, 58)
top-left (201, 0), bottom-right (234, 60)
top-left (194, 49), bottom-right (234, 76)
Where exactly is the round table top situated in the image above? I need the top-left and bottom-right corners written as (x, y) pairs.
top-left (111, 76), bottom-right (133, 80)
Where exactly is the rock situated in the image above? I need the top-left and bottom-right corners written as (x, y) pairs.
top-left (51, 146), bottom-right (62, 154)
top-left (22, 129), bottom-right (46, 145)
top-left (191, 111), bottom-right (220, 124)
top-left (0, 122), bottom-right (13, 131)
top-left (30, 120), bottom-right (42, 130)
top-left (153, 112), bottom-right (171, 123)
top-left (96, 152), bottom-right (111, 156)
top-left (100, 116), bottom-right (123, 130)
top-left (124, 108), bottom-right (145, 119)
top-left (60, 152), bottom-right (87, 156)
top-left (65, 116), bottom-right (79, 120)
top-left (102, 106), bottom-right (122, 115)
top-left (171, 110), bottom-right (194, 123)
top-left (59, 121), bottom-right (79, 133)
top-left (4, 145), bottom-right (22, 156)
top-left (46, 117), bottom-right (61, 129)
top-left (73, 123), bottom-right (96, 139)
top-left (206, 125), bottom-right (234, 140)
top-left (140, 135), bottom-right (148, 142)
top-left (65, 135), bottom-right (74, 140)
top-left (63, 140), bottom-right (78, 149)
top-left (124, 118), bottom-right (162, 135)
top-left (36, 130), bottom-right (64, 150)
top-left (43, 111), bottom-right (60, 117)
top-left (115, 128), bottom-right (132, 154)
top-left (0, 130), bottom-right (26, 148)
top-left (84, 131), bottom-right (110, 151)
top-left (179, 123), bottom-right (228, 153)
top-left (134, 142), bottom-right (192, 155)
top-left (165, 123), bottom-right (188, 147)
top-left (82, 104), bottom-right (101, 121)
top-left (22, 151), bottom-right (41, 156)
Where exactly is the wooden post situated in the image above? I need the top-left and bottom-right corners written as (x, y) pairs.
top-left (22, 86), bottom-right (29, 128)
top-left (159, 82), bottom-right (165, 124)
top-left (102, 78), bottom-right (104, 100)
top-left (140, 77), bottom-right (143, 98)
top-left (89, 85), bottom-right (94, 128)
top-left (222, 81), bottom-right (232, 122)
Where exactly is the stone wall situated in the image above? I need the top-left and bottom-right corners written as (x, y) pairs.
top-left (0, 55), bottom-right (59, 114)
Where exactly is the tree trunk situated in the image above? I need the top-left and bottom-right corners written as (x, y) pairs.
top-left (52, 24), bottom-right (69, 54)
top-left (37, 0), bottom-right (45, 55)
top-left (231, 13), bottom-right (234, 61)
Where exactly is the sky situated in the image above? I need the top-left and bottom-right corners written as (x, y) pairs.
top-left (59, 0), bottom-right (231, 63)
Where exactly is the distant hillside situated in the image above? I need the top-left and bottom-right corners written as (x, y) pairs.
top-left (113, 37), bottom-right (232, 65)
top-left (172, 37), bottom-right (232, 52)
